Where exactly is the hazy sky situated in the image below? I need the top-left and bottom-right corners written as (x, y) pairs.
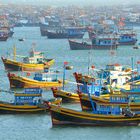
top-left (1, 0), bottom-right (140, 6)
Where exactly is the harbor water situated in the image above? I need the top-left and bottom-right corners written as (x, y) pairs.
top-left (0, 27), bottom-right (140, 140)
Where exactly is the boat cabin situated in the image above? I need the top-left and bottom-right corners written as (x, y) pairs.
top-left (23, 50), bottom-right (45, 64)
top-left (119, 34), bottom-right (137, 43)
top-left (14, 88), bottom-right (42, 105)
top-left (79, 79), bottom-right (109, 96)
top-left (106, 64), bottom-right (123, 71)
top-left (98, 64), bottom-right (131, 87)
top-left (92, 35), bottom-right (119, 46)
top-left (96, 104), bottom-right (121, 115)
top-left (109, 95), bottom-right (129, 103)
top-left (33, 72), bottom-right (58, 81)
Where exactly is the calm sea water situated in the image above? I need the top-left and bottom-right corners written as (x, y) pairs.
top-left (0, 27), bottom-right (140, 140)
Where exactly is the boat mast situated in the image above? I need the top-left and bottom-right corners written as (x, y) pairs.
top-left (88, 43), bottom-right (93, 75)
top-left (13, 45), bottom-right (16, 61)
top-left (88, 51), bottom-right (91, 75)
top-left (131, 57), bottom-right (134, 84)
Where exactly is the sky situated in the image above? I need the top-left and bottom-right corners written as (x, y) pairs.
top-left (1, 0), bottom-right (140, 6)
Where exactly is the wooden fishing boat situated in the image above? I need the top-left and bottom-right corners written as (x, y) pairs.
top-left (50, 104), bottom-right (140, 126)
top-left (7, 72), bottom-right (63, 89)
top-left (78, 92), bottom-right (140, 111)
top-left (0, 88), bottom-right (62, 114)
top-left (1, 48), bottom-right (54, 71)
top-left (52, 88), bottom-right (80, 103)
top-left (69, 35), bottom-right (119, 50)
top-left (0, 33), bottom-right (8, 41)
top-left (73, 64), bottom-right (132, 91)
top-left (73, 71), bottom-right (140, 111)
top-left (88, 26), bottom-right (137, 46)
top-left (68, 39), bottom-right (93, 50)
top-left (42, 27), bottom-right (86, 39)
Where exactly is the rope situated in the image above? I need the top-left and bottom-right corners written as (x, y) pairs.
top-left (66, 80), bottom-right (83, 85)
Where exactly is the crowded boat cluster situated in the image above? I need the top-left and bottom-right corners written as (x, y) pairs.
top-left (1, 3), bottom-right (140, 127)
top-left (0, 4), bottom-right (140, 49)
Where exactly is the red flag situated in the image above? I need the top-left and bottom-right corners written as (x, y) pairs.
top-left (64, 62), bottom-right (68, 65)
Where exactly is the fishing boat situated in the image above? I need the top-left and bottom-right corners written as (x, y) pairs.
top-left (78, 91), bottom-right (140, 111)
top-left (0, 27), bottom-right (14, 38)
top-left (118, 28), bottom-right (137, 45)
top-left (7, 71), bottom-right (63, 89)
top-left (1, 47), bottom-right (54, 71)
top-left (0, 32), bottom-right (8, 41)
top-left (118, 33), bottom-right (137, 45)
top-left (68, 39), bottom-right (93, 50)
top-left (72, 69), bottom-right (134, 111)
top-left (73, 65), bottom-right (131, 91)
top-left (88, 25), bottom-right (137, 46)
top-left (46, 27), bottom-right (86, 39)
top-left (0, 88), bottom-right (62, 114)
top-left (52, 88), bottom-right (80, 103)
top-left (49, 103), bottom-right (140, 126)
top-left (69, 34), bottom-right (119, 50)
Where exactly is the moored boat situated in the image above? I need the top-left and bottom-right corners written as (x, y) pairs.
top-left (69, 34), bottom-right (119, 50)
top-left (68, 39), bottom-right (93, 50)
top-left (46, 27), bottom-right (86, 39)
top-left (52, 88), bottom-right (80, 103)
top-left (118, 28), bottom-right (137, 45)
top-left (7, 71), bottom-right (63, 89)
top-left (119, 33), bottom-right (137, 45)
top-left (78, 92), bottom-right (140, 111)
top-left (50, 104), bottom-right (140, 126)
top-left (1, 48), bottom-right (54, 71)
top-left (0, 88), bottom-right (62, 114)
top-left (0, 32), bottom-right (8, 41)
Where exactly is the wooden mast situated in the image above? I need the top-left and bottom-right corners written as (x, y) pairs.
top-left (13, 45), bottom-right (16, 61)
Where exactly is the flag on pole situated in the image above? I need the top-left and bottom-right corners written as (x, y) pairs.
top-left (64, 62), bottom-right (68, 65)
